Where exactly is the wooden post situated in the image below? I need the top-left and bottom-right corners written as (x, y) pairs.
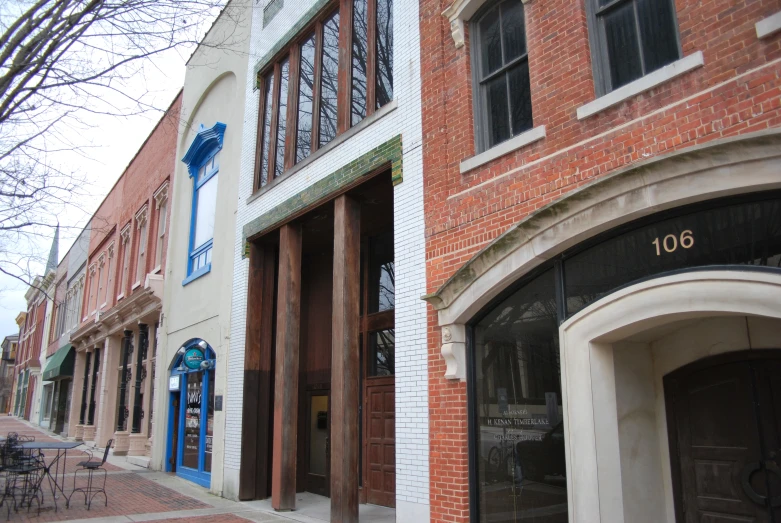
top-left (330, 195), bottom-right (361, 523)
top-left (271, 224), bottom-right (302, 511)
top-left (240, 242), bottom-right (277, 500)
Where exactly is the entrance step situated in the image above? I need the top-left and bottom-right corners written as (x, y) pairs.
top-left (127, 455), bottom-right (151, 468)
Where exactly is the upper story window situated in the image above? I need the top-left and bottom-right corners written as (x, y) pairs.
top-left (254, 0), bottom-right (394, 191)
top-left (471, 0), bottom-right (532, 152)
top-left (586, 0), bottom-right (681, 95)
top-left (119, 224), bottom-right (131, 298)
top-left (134, 206), bottom-right (149, 286)
top-left (153, 182), bottom-right (169, 271)
top-left (181, 123), bottom-right (226, 285)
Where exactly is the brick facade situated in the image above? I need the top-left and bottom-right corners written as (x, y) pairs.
top-left (420, 0), bottom-right (781, 521)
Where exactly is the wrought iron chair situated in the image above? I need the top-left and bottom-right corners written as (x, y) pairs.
top-left (67, 439), bottom-right (112, 510)
top-left (1, 434), bottom-right (45, 518)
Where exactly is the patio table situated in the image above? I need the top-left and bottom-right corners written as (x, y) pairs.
top-left (18, 441), bottom-right (83, 512)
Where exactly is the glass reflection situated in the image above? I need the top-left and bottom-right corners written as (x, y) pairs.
top-left (259, 72), bottom-right (274, 187)
top-left (369, 231), bottom-right (394, 313)
top-left (352, 0), bottom-right (368, 126)
top-left (297, 35), bottom-right (316, 163)
top-left (205, 370), bottom-right (214, 473)
top-left (369, 329), bottom-right (394, 376)
top-left (182, 371), bottom-right (203, 470)
top-left (473, 269), bottom-right (567, 522)
top-left (274, 59), bottom-right (289, 179)
top-left (319, 11), bottom-right (340, 147)
top-left (376, 0), bottom-right (393, 108)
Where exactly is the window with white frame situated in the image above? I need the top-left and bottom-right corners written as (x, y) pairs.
top-left (119, 225), bottom-right (131, 297)
top-left (471, 0), bottom-right (532, 152)
top-left (181, 123), bottom-right (225, 284)
top-left (97, 253), bottom-right (105, 308)
top-left (104, 243), bottom-right (114, 306)
top-left (87, 264), bottom-right (97, 315)
top-left (586, 0), bottom-right (681, 95)
top-left (154, 182), bottom-right (169, 270)
top-left (135, 206), bottom-right (149, 286)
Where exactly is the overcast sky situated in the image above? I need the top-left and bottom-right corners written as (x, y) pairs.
top-left (0, 45), bottom-right (194, 339)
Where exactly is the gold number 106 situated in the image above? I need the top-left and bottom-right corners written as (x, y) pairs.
top-left (652, 230), bottom-right (694, 256)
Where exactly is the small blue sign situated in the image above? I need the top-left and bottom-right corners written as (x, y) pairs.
top-left (184, 348), bottom-right (205, 370)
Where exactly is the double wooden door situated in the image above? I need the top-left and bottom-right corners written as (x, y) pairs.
top-left (665, 352), bottom-right (781, 522)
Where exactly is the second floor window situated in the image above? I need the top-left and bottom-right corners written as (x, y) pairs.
top-left (135, 209), bottom-right (148, 285)
top-left (587, 0), bottom-right (681, 94)
top-left (472, 0), bottom-right (532, 151)
top-left (189, 151), bottom-right (219, 278)
top-left (254, 0), bottom-right (394, 190)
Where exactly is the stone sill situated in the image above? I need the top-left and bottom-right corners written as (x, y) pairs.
top-left (757, 11), bottom-right (781, 39)
top-left (577, 52), bottom-right (705, 120)
top-left (460, 126), bottom-right (546, 174)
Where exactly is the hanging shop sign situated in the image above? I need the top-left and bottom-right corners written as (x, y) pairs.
top-left (183, 347), bottom-right (205, 370)
top-left (169, 375), bottom-right (181, 392)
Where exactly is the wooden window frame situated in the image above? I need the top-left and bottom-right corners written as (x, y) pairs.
top-left (470, 0), bottom-right (532, 154)
top-left (253, 0), bottom-right (390, 193)
top-left (585, 0), bottom-right (682, 96)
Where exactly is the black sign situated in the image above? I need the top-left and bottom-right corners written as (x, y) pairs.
top-left (214, 395), bottom-right (223, 412)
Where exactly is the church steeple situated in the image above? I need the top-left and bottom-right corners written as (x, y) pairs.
top-left (46, 224), bottom-right (59, 273)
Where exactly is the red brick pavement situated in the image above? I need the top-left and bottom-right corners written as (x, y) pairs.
top-left (157, 516), bottom-right (252, 523)
top-left (0, 417), bottom-right (212, 522)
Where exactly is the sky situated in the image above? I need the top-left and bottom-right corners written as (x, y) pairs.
top-left (0, 44), bottom-right (198, 338)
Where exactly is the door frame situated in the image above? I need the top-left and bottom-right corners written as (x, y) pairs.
top-left (304, 389), bottom-right (331, 496)
top-left (663, 348), bottom-right (781, 522)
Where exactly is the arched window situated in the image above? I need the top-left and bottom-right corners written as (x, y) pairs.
top-left (167, 338), bottom-right (216, 487)
top-left (181, 123), bottom-right (226, 285)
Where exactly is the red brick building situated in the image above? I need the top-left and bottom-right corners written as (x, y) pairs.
top-left (69, 92), bottom-right (180, 458)
top-left (421, 0), bottom-right (781, 521)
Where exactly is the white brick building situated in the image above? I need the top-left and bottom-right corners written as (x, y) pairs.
top-left (223, 0), bottom-right (429, 520)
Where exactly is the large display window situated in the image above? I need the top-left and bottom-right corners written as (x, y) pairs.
top-left (466, 192), bottom-right (781, 522)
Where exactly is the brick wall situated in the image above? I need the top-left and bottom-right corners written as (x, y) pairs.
top-left (421, 0), bottom-right (781, 521)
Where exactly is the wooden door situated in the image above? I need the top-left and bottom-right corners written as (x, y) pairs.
top-left (366, 382), bottom-right (395, 507)
top-left (666, 355), bottom-right (781, 522)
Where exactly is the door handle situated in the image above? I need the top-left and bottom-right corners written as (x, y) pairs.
top-left (741, 462), bottom-right (767, 506)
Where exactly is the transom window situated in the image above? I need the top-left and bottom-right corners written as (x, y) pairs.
top-left (472, 0), bottom-right (532, 151)
top-left (587, 0), bottom-right (681, 94)
top-left (254, 0), bottom-right (394, 191)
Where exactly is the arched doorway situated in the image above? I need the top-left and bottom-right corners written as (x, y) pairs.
top-left (166, 339), bottom-right (216, 487)
top-left (665, 350), bottom-right (781, 522)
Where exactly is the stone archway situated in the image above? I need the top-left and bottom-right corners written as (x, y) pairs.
top-left (424, 129), bottom-right (781, 380)
top-left (558, 270), bottom-right (781, 523)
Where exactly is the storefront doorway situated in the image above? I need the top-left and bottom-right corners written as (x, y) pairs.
top-left (166, 339), bottom-right (216, 488)
top-left (665, 351), bottom-right (781, 522)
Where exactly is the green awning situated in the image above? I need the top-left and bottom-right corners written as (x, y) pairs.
top-left (42, 344), bottom-right (75, 381)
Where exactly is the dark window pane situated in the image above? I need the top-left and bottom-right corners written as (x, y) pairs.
top-left (352, 0), bottom-right (368, 126)
top-left (369, 329), bottom-right (394, 376)
top-left (479, 6), bottom-right (502, 76)
top-left (320, 11), bottom-right (340, 147)
top-left (565, 197), bottom-right (781, 317)
top-left (603, 1), bottom-right (642, 89)
top-left (376, 0), bottom-right (393, 109)
top-left (182, 371), bottom-right (203, 470)
top-left (637, 0), bottom-right (679, 73)
top-left (297, 35), bottom-right (316, 163)
top-left (274, 59), bottom-right (289, 179)
top-left (259, 72), bottom-right (274, 187)
top-left (473, 269), bottom-right (567, 522)
top-left (204, 370), bottom-right (214, 473)
top-left (486, 74), bottom-right (510, 147)
top-left (368, 231), bottom-right (394, 313)
top-left (501, 0), bottom-right (526, 62)
top-left (508, 61), bottom-right (532, 136)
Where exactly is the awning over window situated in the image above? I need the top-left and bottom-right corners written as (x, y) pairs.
top-left (42, 344), bottom-right (75, 381)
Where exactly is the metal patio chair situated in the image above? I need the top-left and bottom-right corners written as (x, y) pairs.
top-left (67, 439), bottom-right (112, 510)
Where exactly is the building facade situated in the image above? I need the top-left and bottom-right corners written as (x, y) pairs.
top-left (0, 335), bottom-right (18, 413)
top-left (421, 1), bottom-right (781, 522)
top-left (151, 0), bottom-right (252, 493)
top-left (69, 95), bottom-right (180, 460)
top-left (225, 0), bottom-right (429, 520)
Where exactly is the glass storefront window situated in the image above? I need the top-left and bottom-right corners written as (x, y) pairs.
top-left (205, 370), bottom-right (214, 473)
top-left (183, 371), bottom-right (203, 470)
top-left (472, 268), bottom-right (567, 522)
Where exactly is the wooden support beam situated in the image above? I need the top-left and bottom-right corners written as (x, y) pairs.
top-left (330, 195), bottom-right (361, 523)
top-left (240, 243), bottom-right (277, 500)
top-left (272, 224), bottom-right (302, 511)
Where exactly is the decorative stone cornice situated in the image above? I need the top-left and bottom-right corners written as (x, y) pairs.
top-left (88, 264), bottom-right (97, 276)
top-left (98, 253), bottom-right (106, 267)
top-left (182, 122), bottom-right (226, 176)
top-left (120, 223), bottom-right (132, 243)
top-left (108, 242), bottom-right (115, 258)
top-left (153, 182), bottom-right (169, 209)
top-left (135, 205), bottom-right (148, 229)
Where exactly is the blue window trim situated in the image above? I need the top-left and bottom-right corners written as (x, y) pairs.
top-left (181, 123), bottom-right (226, 286)
top-left (166, 339), bottom-right (216, 488)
